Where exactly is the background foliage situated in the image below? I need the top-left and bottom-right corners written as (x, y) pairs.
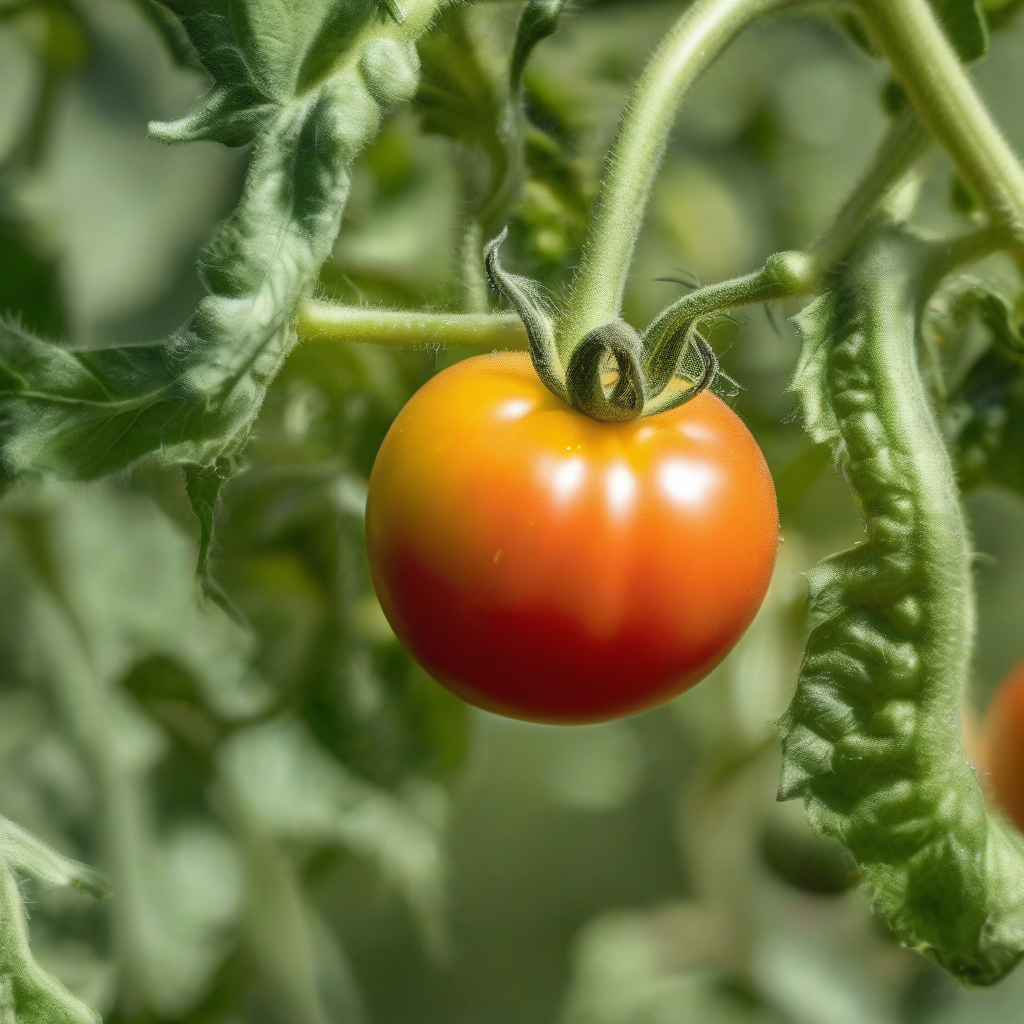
top-left (2, 1), bottom-right (1024, 1022)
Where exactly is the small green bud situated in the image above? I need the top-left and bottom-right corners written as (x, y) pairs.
top-left (764, 250), bottom-right (816, 294)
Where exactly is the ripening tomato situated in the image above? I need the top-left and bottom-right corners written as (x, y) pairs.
top-left (985, 661), bottom-right (1024, 832)
top-left (365, 352), bottom-right (779, 724)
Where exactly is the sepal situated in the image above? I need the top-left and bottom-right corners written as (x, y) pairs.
top-left (484, 229), bottom-right (567, 401)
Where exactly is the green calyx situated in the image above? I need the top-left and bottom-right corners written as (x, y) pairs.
top-left (485, 229), bottom-right (814, 422)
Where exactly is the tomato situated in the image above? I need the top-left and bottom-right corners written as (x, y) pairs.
top-left (985, 661), bottom-right (1024, 832)
top-left (365, 352), bottom-right (779, 724)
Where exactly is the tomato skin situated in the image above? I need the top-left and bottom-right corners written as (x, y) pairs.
top-left (365, 352), bottom-right (779, 724)
top-left (985, 662), bottom-right (1024, 831)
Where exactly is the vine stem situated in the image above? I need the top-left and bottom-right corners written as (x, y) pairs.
top-left (857, 0), bottom-right (1024, 270)
top-left (811, 103), bottom-right (930, 265)
top-left (297, 301), bottom-right (527, 349)
top-left (554, 0), bottom-right (799, 353)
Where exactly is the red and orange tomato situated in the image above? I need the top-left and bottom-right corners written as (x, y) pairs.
top-left (366, 352), bottom-right (779, 724)
top-left (985, 661), bottom-right (1024, 832)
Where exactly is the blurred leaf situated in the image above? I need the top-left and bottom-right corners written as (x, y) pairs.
top-left (562, 909), bottom-right (777, 1024)
top-left (760, 802), bottom-right (859, 896)
top-left (0, 211), bottom-right (68, 338)
top-left (0, 857), bottom-right (102, 1024)
top-left (128, 0), bottom-right (197, 67)
top-left (941, 286), bottom-right (1024, 492)
top-left (211, 342), bottom-right (470, 789)
top-left (981, 0), bottom-right (1024, 31)
top-left (239, 832), bottom-right (368, 1024)
top-left (4, 485), bottom-right (262, 1017)
top-left (0, 4), bottom-right (90, 168)
top-left (222, 718), bottom-right (450, 956)
top-left (929, 0), bottom-right (989, 63)
top-left (121, 654), bottom-right (226, 755)
top-left (0, 0), bottom-right (424, 599)
top-left (510, 0), bottom-right (568, 93)
top-left (0, 816), bottom-right (109, 899)
top-left (416, 6), bottom-right (510, 221)
top-left (511, 122), bottom-right (591, 278)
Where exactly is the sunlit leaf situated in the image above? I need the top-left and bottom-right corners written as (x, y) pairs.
top-left (0, 0), bottom-right (426, 597)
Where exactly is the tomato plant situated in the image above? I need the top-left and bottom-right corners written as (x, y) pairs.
top-left (366, 352), bottom-right (778, 723)
top-left (6, 0), bottom-right (1024, 1020)
top-left (986, 661), bottom-right (1024, 833)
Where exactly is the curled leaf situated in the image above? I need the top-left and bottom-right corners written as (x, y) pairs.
top-left (484, 229), bottom-right (566, 400)
top-left (941, 285), bottom-right (1024, 491)
top-left (0, 0), bottom-right (435, 591)
top-left (510, 0), bottom-right (568, 93)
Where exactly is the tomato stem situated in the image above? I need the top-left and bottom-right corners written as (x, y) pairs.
top-left (641, 253), bottom-right (816, 413)
top-left (554, 0), bottom-right (801, 355)
top-left (810, 104), bottom-right (931, 268)
top-left (296, 302), bottom-right (528, 350)
top-left (857, 0), bottom-right (1024, 273)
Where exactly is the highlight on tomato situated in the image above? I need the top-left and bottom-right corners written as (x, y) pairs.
top-left (365, 352), bottom-right (779, 725)
top-left (985, 660), bottom-right (1024, 833)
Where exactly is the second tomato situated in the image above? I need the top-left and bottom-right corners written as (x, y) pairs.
top-left (366, 352), bottom-right (779, 724)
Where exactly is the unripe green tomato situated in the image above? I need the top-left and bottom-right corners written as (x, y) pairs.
top-left (365, 352), bottom-right (779, 724)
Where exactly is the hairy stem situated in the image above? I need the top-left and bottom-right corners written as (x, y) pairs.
top-left (927, 223), bottom-right (1012, 281)
top-left (297, 302), bottom-right (528, 349)
top-left (811, 103), bottom-right (931, 265)
top-left (555, 0), bottom-right (798, 352)
top-left (458, 219), bottom-right (490, 314)
top-left (858, 0), bottom-right (1024, 267)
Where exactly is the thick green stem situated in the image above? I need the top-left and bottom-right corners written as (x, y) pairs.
top-left (297, 301), bottom-right (528, 349)
top-left (858, 0), bottom-right (1024, 266)
top-left (555, 0), bottom-right (798, 352)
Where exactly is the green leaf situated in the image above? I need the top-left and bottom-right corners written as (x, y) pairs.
top-left (416, 7), bottom-right (510, 221)
top-left (0, 0), bottom-right (431, 587)
top-left (0, 321), bottom-right (243, 483)
top-left (929, 0), bottom-right (989, 62)
top-left (981, 0), bottom-right (1024, 31)
top-left (941, 286), bottom-right (1024, 492)
top-left (0, 210), bottom-right (69, 339)
top-left (223, 718), bottom-right (452, 956)
top-left (129, 0), bottom-right (197, 67)
top-left (510, 0), bottom-right (568, 93)
top-left (184, 458), bottom-right (244, 617)
top-left (0, 856), bottom-right (101, 1024)
top-left (781, 231), bottom-right (1024, 985)
top-left (0, 816), bottom-right (110, 899)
